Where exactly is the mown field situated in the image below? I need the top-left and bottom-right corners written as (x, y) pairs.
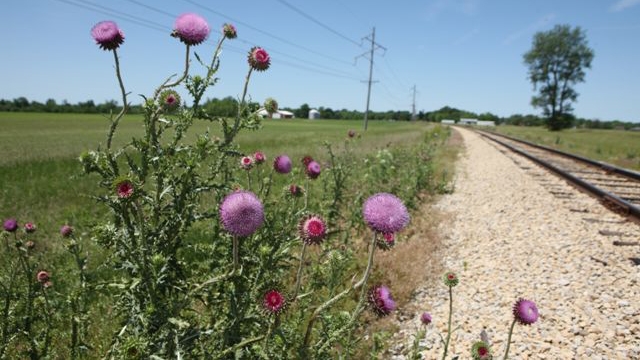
top-left (0, 112), bottom-right (431, 232)
top-left (491, 125), bottom-right (640, 171)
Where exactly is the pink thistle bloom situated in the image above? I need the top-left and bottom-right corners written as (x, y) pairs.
top-left (420, 312), bottom-right (432, 325)
top-left (37, 270), bottom-right (50, 284)
top-left (288, 184), bottom-right (304, 197)
top-left (368, 285), bottom-right (396, 317)
top-left (273, 155), bottom-right (292, 174)
top-left (253, 151), bottom-right (266, 164)
top-left (513, 298), bottom-right (539, 325)
top-left (248, 46), bottom-right (270, 71)
top-left (301, 155), bottom-right (314, 166)
top-left (219, 191), bottom-right (264, 237)
top-left (23, 222), bottom-right (37, 233)
top-left (222, 23), bottom-right (237, 39)
top-left (160, 90), bottom-right (181, 110)
top-left (262, 289), bottom-right (286, 314)
top-left (362, 193), bottom-right (410, 234)
top-left (91, 21), bottom-right (125, 51)
top-left (443, 271), bottom-right (459, 287)
top-left (298, 214), bottom-right (327, 245)
top-left (471, 341), bottom-right (492, 360)
top-left (376, 232), bottom-right (395, 250)
top-left (348, 129), bottom-right (356, 138)
top-left (240, 156), bottom-right (254, 170)
top-left (3, 219), bottom-right (18, 232)
top-left (172, 13), bottom-right (210, 46)
top-left (116, 180), bottom-right (134, 198)
top-left (60, 225), bottom-right (74, 238)
top-left (305, 161), bottom-right (321, 179)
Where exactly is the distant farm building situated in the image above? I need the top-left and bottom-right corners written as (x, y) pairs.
top-left (257, 108), bottom-right (295, 119)
top-left (441, 119), bottom-right (455, 125)
top-left (459, 118), bottom-right (478, 125)
top-left (477, 120), bottom-right (496, 127)
top-left (309, 109), bottom-right (320, 119)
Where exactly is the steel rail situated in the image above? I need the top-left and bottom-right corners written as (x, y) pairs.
top-left (476, 130), bottom-right (640, 220)
top-left (478, 130), bottom-right (640, 181)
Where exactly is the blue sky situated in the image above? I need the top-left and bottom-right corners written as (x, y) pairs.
top-left (2, 0), bottom-right (639, 121)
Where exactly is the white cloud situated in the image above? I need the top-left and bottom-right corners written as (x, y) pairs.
top-left (610, 0), bottom-right (640, 12)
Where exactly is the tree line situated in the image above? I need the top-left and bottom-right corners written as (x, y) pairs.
top-left (1, 96), bottom-right (636, 130)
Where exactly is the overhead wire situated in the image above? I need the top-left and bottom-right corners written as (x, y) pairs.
top-left (274, 0), bottom-right (362, 47)
top-left (181, 0), bottom-right (354, 66)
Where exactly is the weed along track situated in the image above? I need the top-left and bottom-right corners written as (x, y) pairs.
top-left (475, 129), bottom-right (640, 222)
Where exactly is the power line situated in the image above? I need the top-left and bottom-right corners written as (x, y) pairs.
top-left (55, 0), bottom-right (167, 32)
top-left (126, 0), bottom-right (361, 81)
top-left (274, 0), bottom-right (362, 47)
top-left (181, 0), bottom-right (354, 66)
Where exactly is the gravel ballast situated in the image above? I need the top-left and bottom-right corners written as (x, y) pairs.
top-left (389, 127), bottom-right (640, 359)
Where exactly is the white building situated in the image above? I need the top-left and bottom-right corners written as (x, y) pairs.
top-left (459, 118), bottom-right (478, 125)
top-left (441, 119), bottom-right (455, 125)
top-left (308, 109), bottom-right (320, 119)
top-left (257, 108), bottom-right (295, 119)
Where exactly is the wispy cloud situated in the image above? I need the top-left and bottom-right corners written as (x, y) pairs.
top-left (610, 0), bottom-right (640, 12)
top-left (502, 13), bottom-right (556, 45)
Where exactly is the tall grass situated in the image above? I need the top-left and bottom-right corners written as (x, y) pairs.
top-left (492, 125), bottom-right (640, 171)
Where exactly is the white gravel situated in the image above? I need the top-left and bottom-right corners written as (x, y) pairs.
top-left (389, 127), bottom-right (640, 359)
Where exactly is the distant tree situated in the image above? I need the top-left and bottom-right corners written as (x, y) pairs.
top-left (294, 103), bottom-right (310, 119)
top-left (523, 24), bottom-right (594, 131)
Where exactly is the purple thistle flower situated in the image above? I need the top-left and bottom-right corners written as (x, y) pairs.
top-left (420, 312), bottom-right (432, 325)
top-left (248, 46), bottom-right (270, 71)
top-left (222, 23), bottom-right (237, 39)
top-left (263, 289), bottom-right (286, 314)
top-left (513, 298), bottom-right (539, 325)
top-left (298, 214), bottom-right (327, 245)
top-left (219, 191), bottom-right (264, 237)
top-left (362, 193), bottom-right (410, 233)
top-left (172, 13), bottom-right (210, 46)
top-left (91, 21), bottom-right (125, 51)
top-left (273, 155), bottom-right (292, 174)
top-left (368, 285), bottom-right (396, 317)
top-left (305, 161), bottom-right (321, 179)
top-left (3, 219), bottom-right (18, 232)
top-left (60, 225), bottom-right (74, 238)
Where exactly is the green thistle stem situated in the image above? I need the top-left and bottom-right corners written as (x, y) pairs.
top-left (442, 285), bottom-right (453, 360)
top-left (292, 242), bottom-right (308, 300)
top-left (302, 232), bottom-right (377, 350)
top-left (503, 319), bottom-right (517, 360)
top-left (107, 48), bottom-right (129, 150)
top-left (232, 236), bottom-right (239, 271)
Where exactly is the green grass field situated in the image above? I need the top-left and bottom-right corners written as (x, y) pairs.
top-left (0, 111), bottom-right (430, 234)
top-left (492, 125), bottom-right (640, 171)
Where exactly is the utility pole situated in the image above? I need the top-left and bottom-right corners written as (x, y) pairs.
top-left (411, 85), bottom-right (417, 121)
top-left (356, 27), bottom-right (386, 131)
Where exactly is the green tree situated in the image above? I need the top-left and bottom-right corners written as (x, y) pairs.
top-left (523, 24), bottom-right (594, 131)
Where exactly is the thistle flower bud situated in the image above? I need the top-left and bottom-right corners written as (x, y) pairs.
top-left (248, 46), bottom-right (270, 71)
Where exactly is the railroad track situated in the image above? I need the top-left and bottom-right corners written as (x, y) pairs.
top-left (474, 129), bottom-right (640, 222)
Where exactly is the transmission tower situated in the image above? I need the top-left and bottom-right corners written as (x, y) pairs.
top-left (356, 27), bottom-right (386, 131)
